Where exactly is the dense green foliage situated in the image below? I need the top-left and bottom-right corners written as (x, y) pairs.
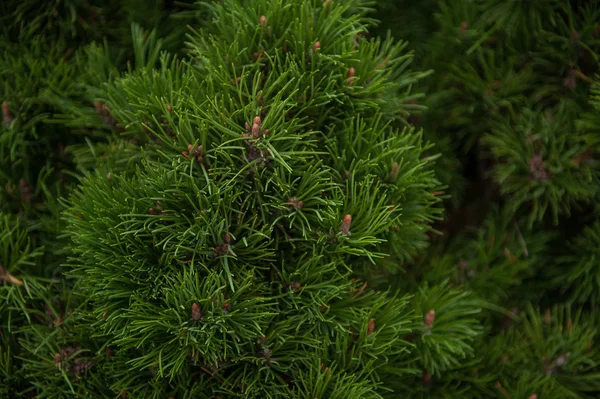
top-left (1, 0), bottom-right (599, 398)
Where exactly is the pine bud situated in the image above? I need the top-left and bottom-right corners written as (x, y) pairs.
top-left (2, 100), bottom-right (13, 127)
top-left (460, 21), bottom-right (468, 36)
top-left (288, 197), bottom-right (303, 210)
top-left (252, 122), bottom-right (260, 137)
top-left (391, 162), bottom-right (399, 180)
top-left (166, 104), bottom-right (173, 114)
top-left (107, 173), bottom-right (112, 181)
top-left (339, 214), bottom-right (352, 236)
top-left (54, 353), bottom-right (62, 369)
top-left (347, 67), bottom-right (355, 85)
top-left (313, 41), bottom-right (321, 52)
top-left (529, 154), bottom-right (550, 181)
top-left (529, 395), bottom-right (538, 399)
top-left (259, 15), bottom-right (267, 27)
top-left (422, 371), bottom-right (431, 384)
top-left (544, 308), bottom-right (551, 325)
top-left (367, 319), bottom-right (375, 336)
top-left (191, 303), bottom-right (202, 321)
top-left (290, 281), bottom-right (302, 292)
top-left (570, 30), bottom-right (579, 44)
top-left (424, 309), bottom-right (435, 328)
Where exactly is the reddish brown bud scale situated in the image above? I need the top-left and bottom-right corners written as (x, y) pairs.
top-left (313, 41), bottom-right (321, 52)
top-left (339, 214), bottom-right (352, 236)
top-left (528, 395), bottom-right (538, 399)
top-left (422, 371), bottom-right (432, 384)
top-left (166, 104), bottom-right (173, 114)
top-left (54, 353), bottom-right (62, 368)
top-left (290, 281), bottom-right (302, 292)
top-left (191, 303), bottom-right (202, 321)
top-left (252, 123), bottom-right (261, 137)
top-left (2, 100), bottom-right (13, 127)
top-left (391, 162), bottom-right (399, 180)
top-left (495, 381), bottom-right (509, 399)
top-left (224, 233), bottom-right (231, 244)
top-left (529, 154), bottom-right (550, 181)
top-left (460, 21), bottom-right (468, 36)
top-left (367, 319), bottom-right (375, 335)
top-left (424, 309), bottom-right (435, 328)
top-left (259, 15), bottom-right (267, 27)
top-left (347, 67), bottom-right (355, 85)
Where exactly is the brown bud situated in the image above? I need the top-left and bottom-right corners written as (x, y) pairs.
top-left (529, 154), bottom-right (550, 181)
top-left (313, 41), bottom-right (321, 52)
top-left (367, 319), bottom-right (375, 335)
top-left (290, 281), bottom-right (302, 292)
top-left (570, 30), bottom-right (579, 44)
top-left (422, 371), bottom-right (431, 384)
top-left (460, 21), bottom-right (468, 36)
top-left (424, 309), bottom-right (435, 328)
top-left (288, 197), bottom-right (303, 210)
top-left (191, 303), bottom-right (202, 321)
top-left (54, 353), bottom-right (62, 369)
top-left (252, 123), bottom-right (261, 137)
top-left (166, 104), bottom-right (173, 114)
top-left (2, 101), bottom-right (13, 127)
top-left (544, 308), bottom-right (551, 325)
top-left (339, 214), bottom-right (352, 236)
top-left (259, 15), bottom-right (267, 27)
top-left (223, 233), bottom-right (231, 245)
top-left (391, 162), bottom-right (399, 180)
top-left (107, 173), bottom-right (112, 181)
top-left (529, 395), bottom-right (538, 399)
